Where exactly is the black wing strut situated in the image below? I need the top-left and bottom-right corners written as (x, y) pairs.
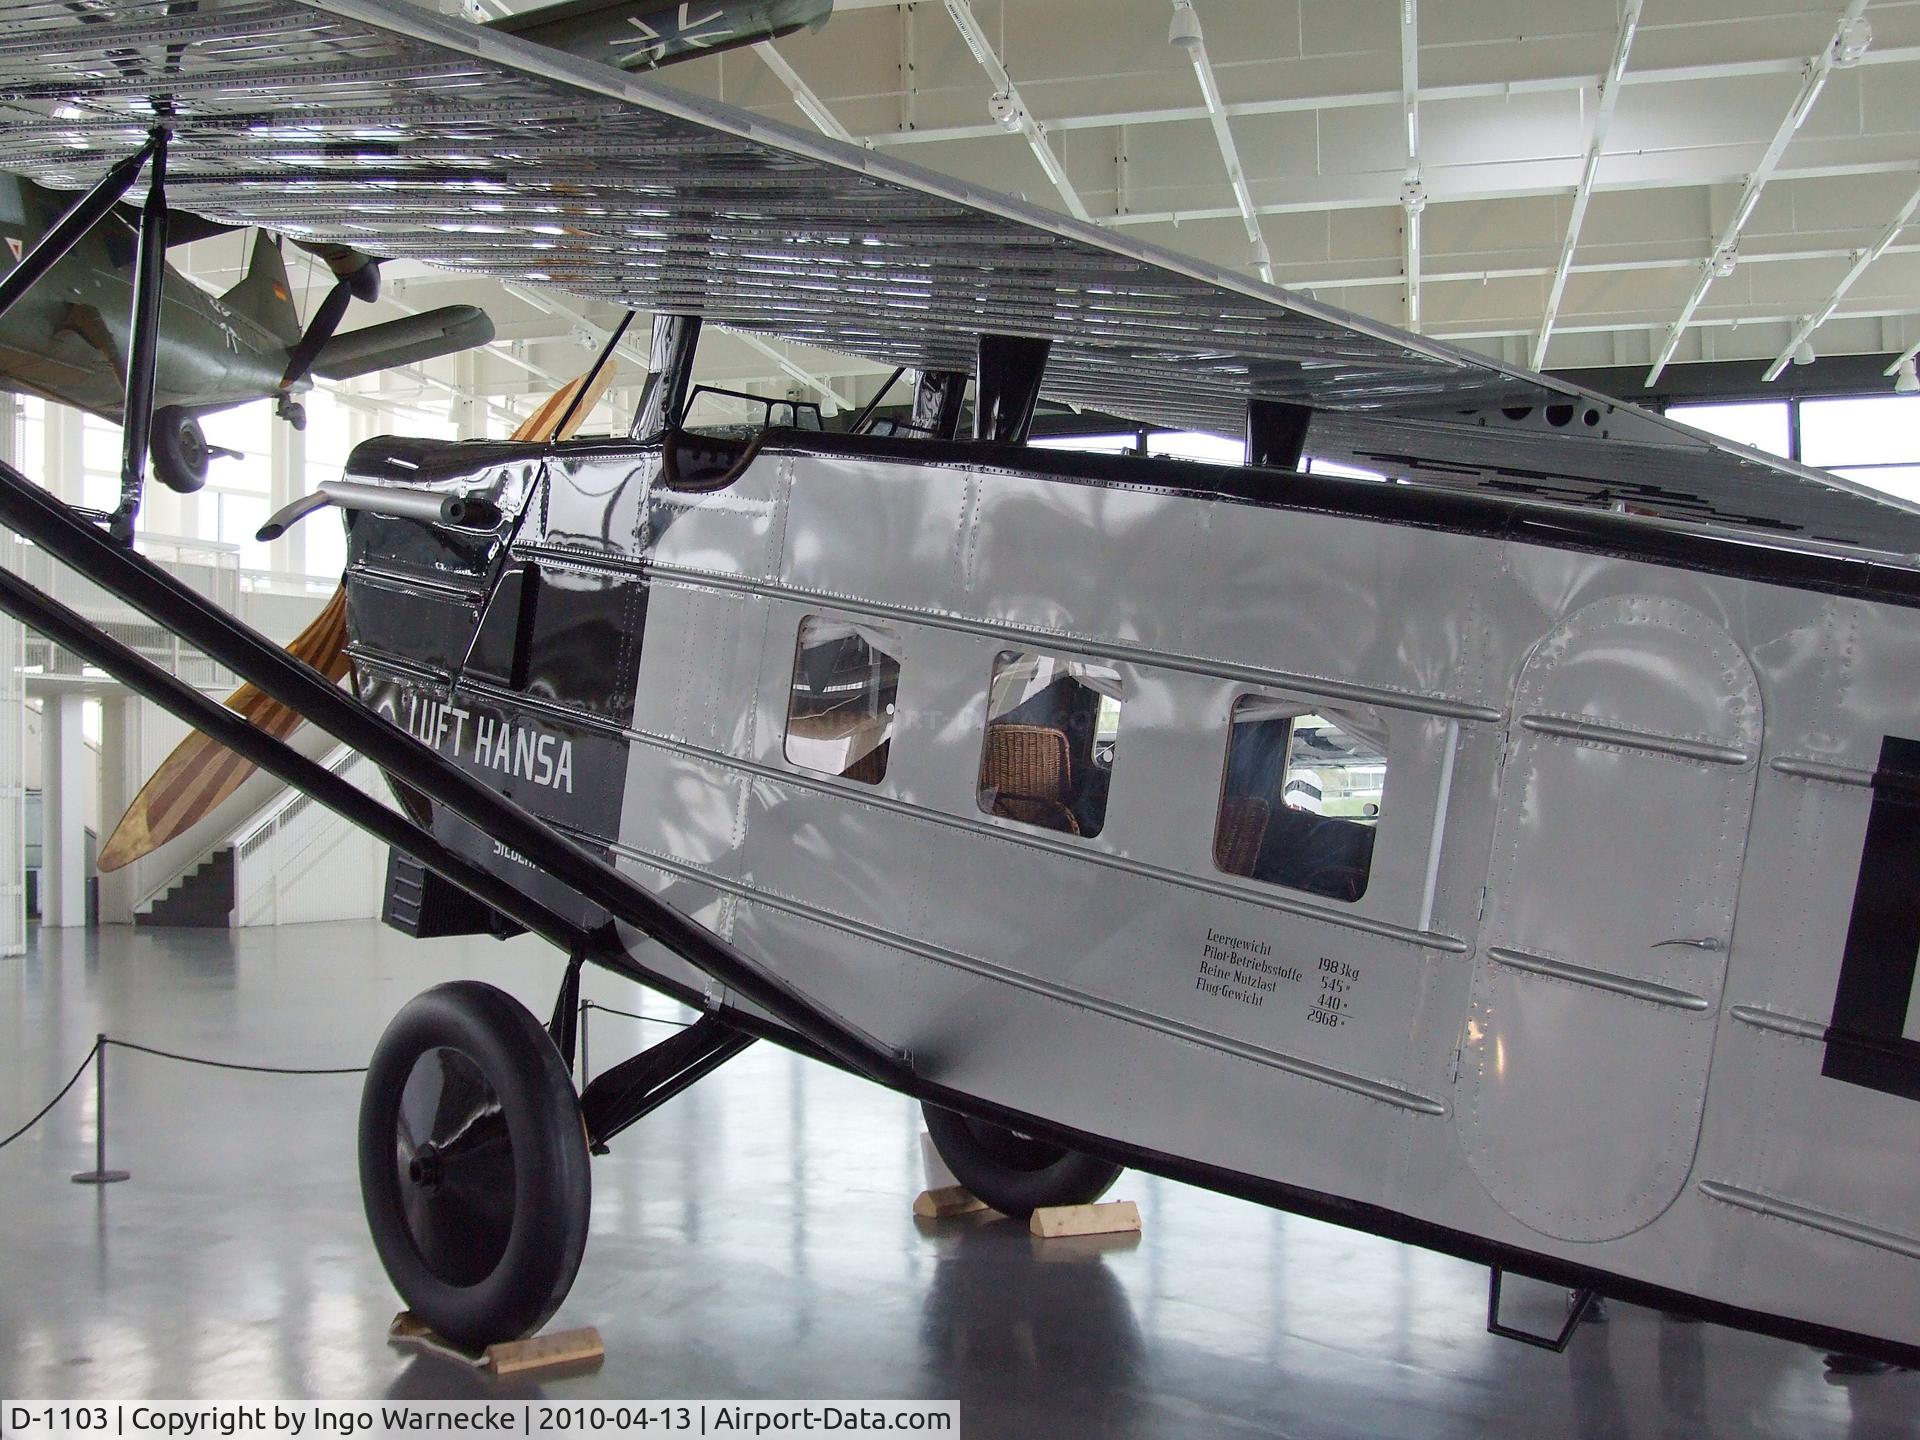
top-left (0, 459), bottom-right (912, 1089)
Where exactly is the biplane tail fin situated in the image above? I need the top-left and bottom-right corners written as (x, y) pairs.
top-left (219, 231), bottom-right (303, 349)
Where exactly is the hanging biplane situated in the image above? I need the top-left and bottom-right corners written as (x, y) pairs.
top-left (0, 171), bottom-right (494, 493)
top-left (0, 0), bottom-right (1917, 1372)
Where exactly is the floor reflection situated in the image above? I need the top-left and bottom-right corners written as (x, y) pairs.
top-left (917, 1216), bottom-right (1146, 1439)
top-left (2, 921), bottom-right (1915, 1438)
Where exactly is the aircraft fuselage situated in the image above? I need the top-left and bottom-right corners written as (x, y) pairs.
top-left (341, 423), bottom-right (1920, 1364)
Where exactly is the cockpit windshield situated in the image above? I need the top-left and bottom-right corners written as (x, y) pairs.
top-left (683, 384), bottom-right (825, 439)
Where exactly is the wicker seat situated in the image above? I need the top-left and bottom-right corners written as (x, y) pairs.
top-left (979, 723), bottom-right (1080, 834)
top-left (841, 738), bottom-right (889, 786)
top-left (1214, 795), bottom-right (1270, 877)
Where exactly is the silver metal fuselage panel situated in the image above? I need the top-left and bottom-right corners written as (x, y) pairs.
top-left (576, 444), bottom-right (1920, 1353)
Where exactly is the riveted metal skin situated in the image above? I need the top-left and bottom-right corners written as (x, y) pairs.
top-left (335, 415), bottom-right (1920, 1364)
top-left (8, 0), bottom-right (1920, 1371)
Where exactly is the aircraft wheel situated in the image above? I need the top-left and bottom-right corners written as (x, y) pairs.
top-left (149, 407), bottom-right (209, 494)
top-left (359, 980), bottom-right (591, 1348)
top-left (922, 1103), bottom-right (1121, 1219)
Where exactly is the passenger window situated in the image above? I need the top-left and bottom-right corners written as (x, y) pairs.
top-left (977, 651), bottom-right (1123, 838)
top-left (1215, 697), bottom-right (1387, 903)
top-left (784, 617), bottom-right (901, 784)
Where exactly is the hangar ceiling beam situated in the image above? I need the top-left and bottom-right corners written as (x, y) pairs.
top-left (485, 343), bottom-right (571, 388)
top-left (1399, 0), bottom-right (1422, 330)
top-left (1532, 0), bottom-right (1643, 371)
top-left (1644, 0), bottom-right (1873, 385)
top-left (501, 282), bottom-right (654, 376)
top-left (938, 0), bottom-right (1092, 223)
top-left (1763, 178), bottom-right (1920, 382)
top-left (1434, 299), bottom-right (1920, 348)
top-left (1167, 1), bottom-right (1272, 283)
top-left (1098, 153), bottom-right (1920, 226)
top-left (753, 42), bottom-right (857, 145)
top-left (1287, 241), bottom-right (1920, 299)
top-left (731, 331), bottom-right (851, 414)
top-left (333, 373), bottom-right (519, 425)
top-left (856, 46), bottom-right (1920, 151)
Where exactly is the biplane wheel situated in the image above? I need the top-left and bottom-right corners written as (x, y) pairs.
top-left (922, 1103), bottom-right (1121, 1219)
top-left (149, 407), bottom-right (209, 494)
top-left (358, 980), bottom-right (591, 1349)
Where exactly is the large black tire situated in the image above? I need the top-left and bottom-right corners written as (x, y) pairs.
top-left (359, 981), bottom-right (591, 1348)
top-left (923, 1103), bottom-right (1121, 1219)
top-left (149, 407), bottom-right (209, 494)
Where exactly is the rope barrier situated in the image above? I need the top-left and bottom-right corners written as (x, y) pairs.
top-left (106, 1038), bottom-right (367, 1076)
top-left (0, 1039), bottom-right (101, 1151)
top-left (1, 1032), bottom-right (365, 1179)
top-left (4, 1013), bottom-right (680, 1168)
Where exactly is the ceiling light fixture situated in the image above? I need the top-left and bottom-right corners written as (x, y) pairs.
top-left (1897, 358), bottom-right (1919, 394)
top-left (1833, 17), bottom-right (1873, 67)
top-left (987, 91), bottom-right (1023, 132)
top-left (1168, 1), bottom-right (1202, 50)
top-left (1793, 340), bottom-right (1816, 366)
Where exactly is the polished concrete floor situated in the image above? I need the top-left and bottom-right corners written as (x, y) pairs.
top-left (3, 921), bottom-right (1916, 1436)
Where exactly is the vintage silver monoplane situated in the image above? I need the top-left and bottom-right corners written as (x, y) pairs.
top-left (0, 0), bottom-right (1916, 1368)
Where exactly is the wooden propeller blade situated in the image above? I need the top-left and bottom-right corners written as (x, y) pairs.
top-left (97, 364), bottom-right (620, 873)
top-left (97, 587), bottom-right (349, 871)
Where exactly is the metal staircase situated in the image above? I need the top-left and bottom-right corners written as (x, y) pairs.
top-left (135, 847), bottom-right (233, 928)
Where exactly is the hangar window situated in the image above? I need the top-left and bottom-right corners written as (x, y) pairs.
top-left (784, 617), bottom-right (901, 785)
top-left (1214, 697), bottom-right (1387, 903)
top-left (976, 651), bottom-right (1123, 838)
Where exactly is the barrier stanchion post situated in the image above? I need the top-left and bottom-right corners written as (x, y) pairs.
top-left (71, 1035), bottom-right (130, 1185)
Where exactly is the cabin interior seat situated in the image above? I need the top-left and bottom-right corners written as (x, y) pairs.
top-left (841, 740), bottom-right (889, 786)
top-left (980, 724), bottom-right (1080, 834)
top-left (1215, 796), bottom-right (1271, 877)
top-left (1220, 724), bottom-right (1377, 901)
top-left (1251, 805), bottom-right (1376, 902)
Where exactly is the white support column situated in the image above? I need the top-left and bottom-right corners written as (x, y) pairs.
top-left (451, 351), bottom-right (482, 439)
top-left (95, 694), bottom-right (138, 927)
top-left (0, 422), bottom-right (23, 954)
top-left (42, 403), bottom-right (84, 505)
top-left (41, 691), bottom-right (87, 928)
top-left (269, 413), bottom-right (307, 577)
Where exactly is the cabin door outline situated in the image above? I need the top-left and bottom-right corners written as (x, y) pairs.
top-left (1456, 594), bottom-right (1762, 1242)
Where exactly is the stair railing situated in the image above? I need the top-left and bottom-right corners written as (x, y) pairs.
top-left (229, 743), bottom-right (383, 927)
